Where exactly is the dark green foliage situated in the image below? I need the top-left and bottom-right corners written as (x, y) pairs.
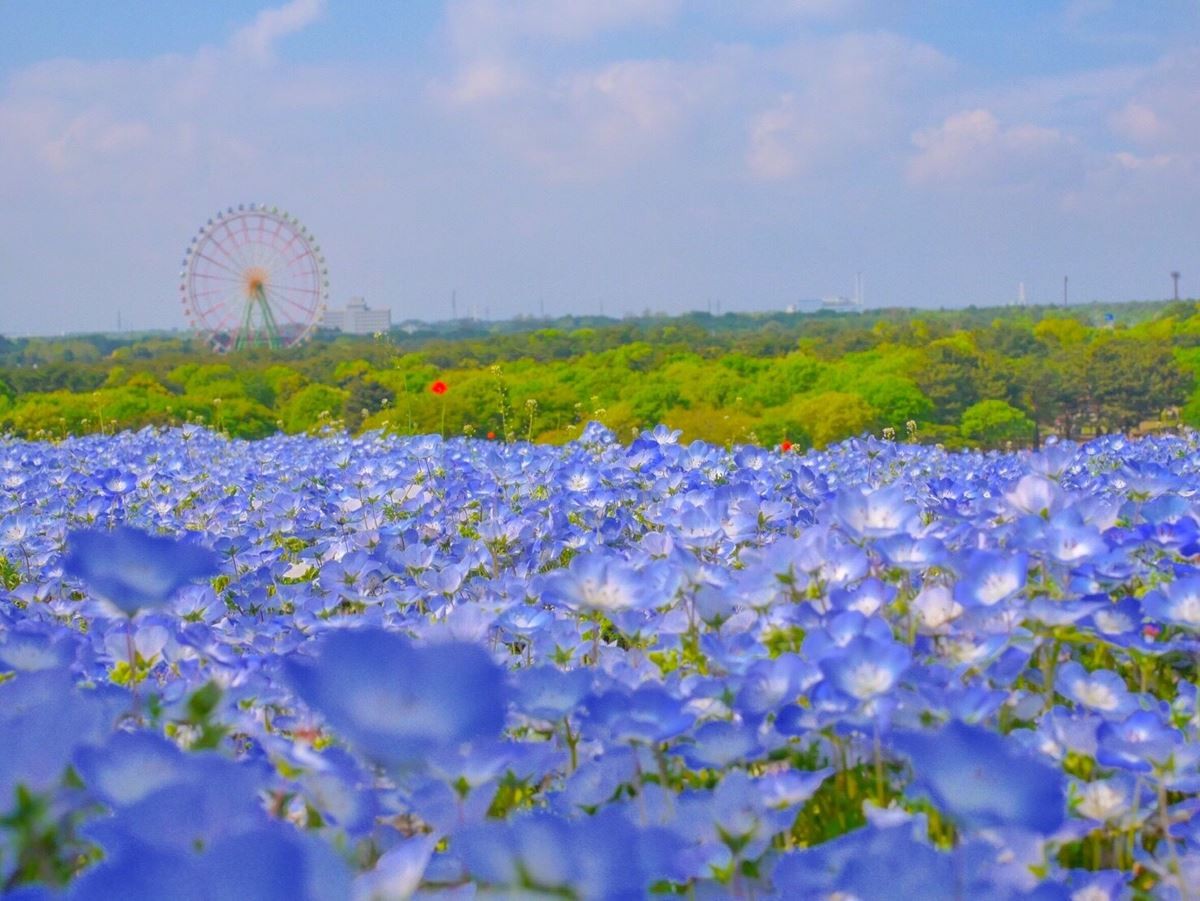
top-left (0, 299), bottom-right (1195, 449)
top-left (342, 377), bottom-right (395, 432)
top-left (960, 400), bottom-right (1036, 448)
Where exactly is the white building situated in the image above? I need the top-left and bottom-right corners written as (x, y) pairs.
top-left (322, 297), bottom-right (391, 334)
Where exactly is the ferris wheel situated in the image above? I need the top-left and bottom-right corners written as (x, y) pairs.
top-left (180, 204), bottom-right (329, 352)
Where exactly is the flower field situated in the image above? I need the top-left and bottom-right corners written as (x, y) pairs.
top-left (4, 423), bottom-right (1200, 898)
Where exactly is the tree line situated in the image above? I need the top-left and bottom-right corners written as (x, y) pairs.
top-left (0, 300), bottom-right (1195, 450)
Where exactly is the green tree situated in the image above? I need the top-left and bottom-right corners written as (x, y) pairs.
top-left (1086, 338), bottom-right (1192, 432)
top-left (849, 375), bottom-right (931, 429)
top-left (629, 379), bottom-right (688, 428)
top-left (343, 378), bottom-right (395, 432)
top-left (1033, 317), bottom-right (1087, 349)
top-left (282, 384), bottom-right (349, 433)
top-left (960, 400), bottom-right (1035, 448)
top-left (214, 397), bottom-right (277, 439)
top-left (915, 337), bottom-right (1009, 424)
top-left (788, 391), bottom-right (877, 448)
top-left (1011, 353), bottom-right (1088, 444)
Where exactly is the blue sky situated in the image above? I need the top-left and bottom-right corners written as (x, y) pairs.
top-left (1, 0), bottom-right (1198, 336)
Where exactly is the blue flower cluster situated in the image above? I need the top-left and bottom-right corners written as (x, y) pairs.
top-left (2, 422), bottom-right (1200, 898)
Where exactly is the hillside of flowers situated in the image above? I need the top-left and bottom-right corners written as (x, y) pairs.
top-left (3, 423), bottom-right (1200, 898)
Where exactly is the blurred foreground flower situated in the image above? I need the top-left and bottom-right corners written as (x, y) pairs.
top-left (283, 628), bottom-right (506, 767)
top-left (893, 719), bottom-right (1066, 834)
top-left (64, 526), bottom-right (219, 615)
top-left (541, 552), bottom-right (654, 613)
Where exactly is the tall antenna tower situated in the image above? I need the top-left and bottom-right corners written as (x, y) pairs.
top-left (1172, 271), bottom-right (1181, 301)
top-left (1017, 282), bottom-right (1027, 307)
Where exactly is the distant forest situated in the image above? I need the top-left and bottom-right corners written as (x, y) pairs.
top-left (1, 300), bottom-right (1197, 450)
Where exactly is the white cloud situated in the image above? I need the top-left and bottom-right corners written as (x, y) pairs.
top-left (4, 1), bottom-right (1200, 335)
top-left (1111, 150), bottom-right (1176, 172)
top-left (907, 109), bottom-right (1076, 188)
top-left (0, 2), bottom-right (382, 334)
top-left (1062, 0), bottom-right (1114, 27)
top-left (41, 108), bottom-right (151, 171)
top-left (746, 33), bottom-right (952, 180)
top-left (434, 0), bottom-right (717, 178)
top-left (747, 98), bottom-right (808, 180)
top-left (439, 57), bottom-right (704, 178)
top-left (438, 2), bottom-right (950, 183)
top-left (733, 0), bottom-right (861, 23)
top-left (440, 60), bottom-right (528, 105)
top-left (1109, 102), bottom-right (1167, 144)
top-left (1110, 50), bottom-right (1200, 153)
top-left (231, 0), bottom-right (325, 64)
top-left (447, 0), bottom-right (681, 52)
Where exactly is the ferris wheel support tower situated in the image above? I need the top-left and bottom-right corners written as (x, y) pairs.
top-left (179, 204), bottom-right (329, 352)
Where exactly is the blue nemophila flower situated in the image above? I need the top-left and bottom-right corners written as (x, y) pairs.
top-left (734, 654), bottom-right (820, 721)
top-left (71, 825), bottom-right (350, 901)
top-left (1024, 706), bottom-right (1102, 762)
top-left (801, 611), bottom-right (894, 661)
top-left (1058, 870), bottom-right (1129, 901)
top-left (893, 720), bottom-right (1066, 834)
top-left (353, 835), bottom-right (436, 901)
top-left (13, 421), bottom-right (1200, 897)
top-left (0, 670), bottom-right (112, 806)
top-left (764, 529), bottom-right (869, 586)
top-left (283, 628), bottom-right (506, 767)
top-left (1070, 773), bottom-right (1145, 827)
top-left (1040, 511), bottom-right (1108, 565)
top-left (831, 484), bottom-right (921, 538)
top-left (1004, 474), bottom-right (1065, 518)
top-left (583, 685), bottom-right (695, 744)
top-left (63, 526), bottom-right (219, 615)
top-left (1079, 597), bottom-right (1143, 642)
top-left (758, 767), bottom-right (834, 810)
top-left (541, 551), bottom-right (655, 612)
top-left (910, 584), bottom-right (963, 633)
top-left (289, 746), bottom-right (379, 837)
top-left (1096, 709), bottom-right (1182, 773)
top-left (674, 720), bottom-right (762, 769)
top-left (953, 549), bottom-right (1028, 608)
top-left (1142, 576), bottom-right (1200, 629)
top-left (828, 578), bottom-right (896, 617)
top-left (1055, 662), bottom-right (1137, 717)
top-left (456, 808), bottom-right (679, 898)
top-left (74, 731), bottom-right (189, 807)
top-left (772, 822), bottom-right (956, 900)
top-left (672, 769), bottom-right (792, 865)
top-left (556, 748), bottom-right (638, 812)
top-left (96, 467), bottom-right (137, 497)
top-left (510, 665), bottom-right (592, 723)
top-left (820, 635), bottom-right (911, 701)
top-left (875, 534), bottom-right (947, 571)
top-left (0, 624), bottom-right (77, 671)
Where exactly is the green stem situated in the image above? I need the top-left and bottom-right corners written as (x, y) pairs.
top-left (125, 626), bottom-right (143, 724)
top-left (873, 719), bottom-right (886, 806)
top-left (1158, 777), bottom-right (1188, 900)
top-left (562, 718), bottom-right (578, 773)
top-left (1041, 637), bottom-right (1062, 709)
top-left (590, 614), bottom-right (601, 667)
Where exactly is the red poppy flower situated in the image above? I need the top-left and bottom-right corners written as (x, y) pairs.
top-left (486, 431), bottom-right (496, 440)
top-left (430, 380), bottom-right (448, 395)
top-left (779, 440), bottom-right (793, 452)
